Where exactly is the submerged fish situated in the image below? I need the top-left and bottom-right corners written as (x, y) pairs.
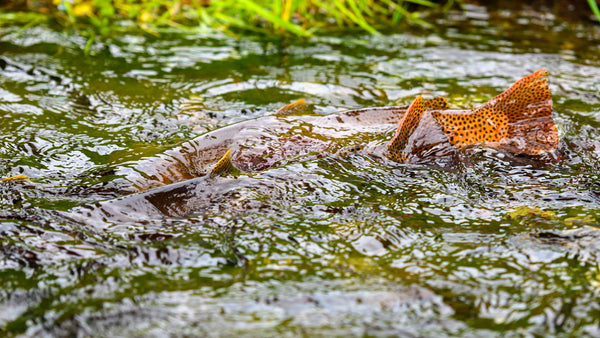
top-left (102, 69), bottom-right (558, 194)
top-left (109, 102), bottom-right (410, 192)
top-left (211, 68), bottom-right (559, 175)
top-left (63, 69), bottom-right (561, 223)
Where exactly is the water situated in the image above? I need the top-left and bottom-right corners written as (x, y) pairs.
top-left (2, 4), bottom-right (600, 336)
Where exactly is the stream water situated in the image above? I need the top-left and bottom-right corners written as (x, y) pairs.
top-left (2, 4), bottom-right (600, 336)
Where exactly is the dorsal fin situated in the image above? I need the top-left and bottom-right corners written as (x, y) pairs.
top-left (386, 96), bottom-right (427, 162)
top-left (275, 99), bottom-right (307, 116)
top-left (425, 97), bottom-right (450, 110)
top-left (209, 149), bottom-right (238, 177)
top-left (431, 69), bottom-right (558, 154)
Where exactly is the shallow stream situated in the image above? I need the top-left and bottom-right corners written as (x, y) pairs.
top-left (2, 4), bottom-right (600, 336)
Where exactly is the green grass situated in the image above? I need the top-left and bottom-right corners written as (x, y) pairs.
top-left (589, 0), bottom-right (600, 22)
top-left (3, 0), bottom-right (599, 47)
top-left (1, 0), bottom-right (454, 39)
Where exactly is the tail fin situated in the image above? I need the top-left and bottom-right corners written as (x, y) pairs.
top-left (275, 99), bottom-right (307, 116)
top-left (386, 96), bottom-right (428, 162)
top-left (210, 149), bottom-right (238, 177)
top-left (431, 69), bottom-right (558, 155)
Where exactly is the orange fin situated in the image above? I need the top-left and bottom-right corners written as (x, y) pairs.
top-left (209, 149), bottom-right (239, 177)
top-left (431, 69), bottom-right (558, 155)
top-left (386, 96), bottom-right (428, 162)
top-left (275, 99), bottom-right (307, 116)
top-left (425, 97), bottom-right (450, 110)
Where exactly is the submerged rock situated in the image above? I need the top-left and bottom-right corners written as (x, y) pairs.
top-left (530, 225), bottom-right (600, 261)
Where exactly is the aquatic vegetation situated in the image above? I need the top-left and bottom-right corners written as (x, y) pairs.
top-left (0, 0), bottom-right (452, 38)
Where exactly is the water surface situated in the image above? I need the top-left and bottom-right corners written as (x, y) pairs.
top-left (2, 4), bottom-right (600, 336)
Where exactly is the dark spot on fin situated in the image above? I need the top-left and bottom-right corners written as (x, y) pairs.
top-left (431, 68), bottom-right (558, 155)
top-left (210, 149), bottom-right (239, 177)
top-left (425, 97), bottom-right (450, 110)
top-left (386, 96), bottom-right (427, 162)
top-left (275, 99), bottom-right (308, 116)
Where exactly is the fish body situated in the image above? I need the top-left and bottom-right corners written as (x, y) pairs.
top-left (108, 105), bottom-right (408, 193)
top-left (68, 69), bottom-right (561, 223)
top-left (107, 69), bottom-right (559, 191)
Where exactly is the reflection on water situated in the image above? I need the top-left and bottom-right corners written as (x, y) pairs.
top-left (1, 4), bottom-right (600, 336)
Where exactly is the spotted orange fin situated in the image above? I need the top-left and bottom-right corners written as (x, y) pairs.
top-left (425, 97), bottom-right (450, 110)
top-left (386, 96), bottom-right (428, 162)
top-left (275, 99), bottom-right (307, 116)
top-left (431, 69), bottom-right (558, 155)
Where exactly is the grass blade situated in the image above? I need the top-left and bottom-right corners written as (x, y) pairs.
top-left (237, 0), bottom-right (311, 36)
top-left (589, 0), bottom-right (600, 22)
top-left (333, 0), bottom-right (380, 35)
